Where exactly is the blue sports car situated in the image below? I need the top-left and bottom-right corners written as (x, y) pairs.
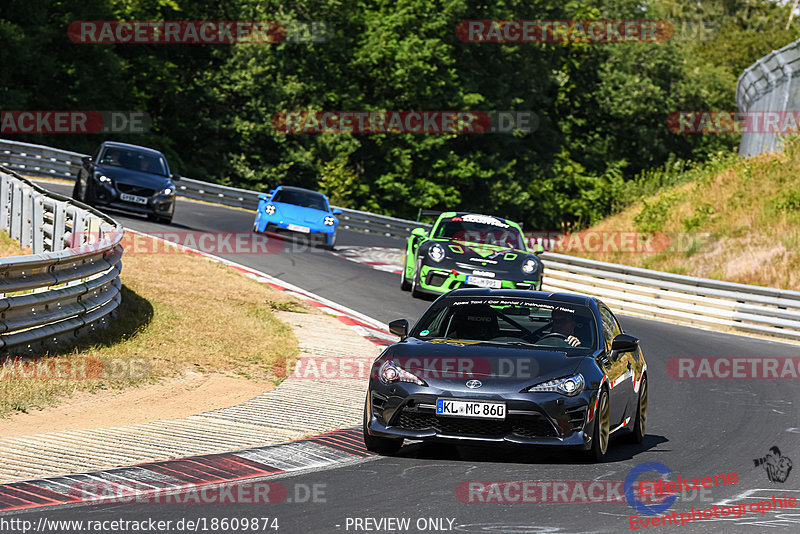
top-left (253, 186), bottom-right (341, 249)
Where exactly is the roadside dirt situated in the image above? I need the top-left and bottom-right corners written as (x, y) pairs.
top-left (0, 372), bottom-right (273, 438)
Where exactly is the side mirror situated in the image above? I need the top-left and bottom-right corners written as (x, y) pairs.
top-left (411, 228), bottom-right (427, 239)
top-left (611, 333), bottom-right (639, 355)
top-left (267, 189), bottom-right (275, 197)
top-left (534, 243), bottom-right (544, 254)
top-left (81, 156), bottom-right (93, 167)
top-left (257, 193), bottom-right (269, 201)
top-left (171, 173), bottom-right (181, 181)
top-left (332, 207), bottom-right (343, 215)
top-left (388, 319), bottom-right (409, 339)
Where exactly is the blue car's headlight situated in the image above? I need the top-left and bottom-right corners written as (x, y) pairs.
top-left (324, 216), bottom-right (335, 226)
top-left (265, 204), bottom-right (276, 215)
top-left (162, 186), bottom-right (175, 196)
top-left (523, 373), bottom-right (585, 396)
top-left (428, 243), bottom-right (446, 262)
top-left (95, 172), bottom-right (111, 183)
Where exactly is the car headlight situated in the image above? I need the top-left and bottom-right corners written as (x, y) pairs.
top-left (324, 216), bottom-right (335, 226)
top-left (523, 373), bottom-right (584, 396)
top-left (95, 173), bottom-right (111, 183)
top-left (379, 361), bottom-right (427, 386)
top-left (522, 258), bottom-right (537, 274)
top-left (428, 243), bottom-right (446, 262)
top-left (265, 204), bottom-right (276, 215)
top-left (162, 186), bottom-right (175, 196)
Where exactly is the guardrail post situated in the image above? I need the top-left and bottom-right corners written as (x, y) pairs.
top-left (10, 182), bottom-right (22, 241)
top-left (52, 202), bottom-right (65, 252)
top-left (32, 194), bottom-right (45, 254)
top-left (0, 174), bottom-right (9, 231)
top-left (20, 187), bottom-right (33, 249)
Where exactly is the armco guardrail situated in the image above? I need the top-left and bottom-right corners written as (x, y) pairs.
top-left (540, 252), bottom-right (800, 342)
top-left (0, 139), bottom-right (430, 238)
top-left (736, 37), bottom-right (800, 156)
top-left (0, 165), bottom-right (123, 354)
top-left (5, 138), bottom-right (799, 342)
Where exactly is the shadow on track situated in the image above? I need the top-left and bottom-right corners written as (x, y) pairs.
top-left (391, 433), bottom-right (668, 465)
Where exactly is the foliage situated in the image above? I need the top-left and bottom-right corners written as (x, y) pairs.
top-left (1, 0), bottom-right (798, 228)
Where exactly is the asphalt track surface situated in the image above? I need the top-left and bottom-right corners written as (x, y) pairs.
top-left (9, 181), bottom-right (800, 533)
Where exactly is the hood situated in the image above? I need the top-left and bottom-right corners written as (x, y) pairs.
top-left (95, 164), bottom-right (172, 190)
top-left (384, 339), bottom-right (584, 391)
top-left (272, 202), bottom-right (332, 224)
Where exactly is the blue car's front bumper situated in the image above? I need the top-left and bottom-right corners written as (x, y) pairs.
top-left (254, 212), bottom-right (337, 246)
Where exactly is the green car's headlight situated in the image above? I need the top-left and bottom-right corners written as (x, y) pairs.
top-left (522, 258), bottom-right (537, 273)
top-left (428, 244), bottom-right (446, 262)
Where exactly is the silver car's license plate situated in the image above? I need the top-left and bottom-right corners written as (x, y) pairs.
top-left (436, 398), bottom-right (506, 419)
top-left (120, 193), bottom-right (148, 205)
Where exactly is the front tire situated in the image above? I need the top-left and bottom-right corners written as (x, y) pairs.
top-left (400, 255), bottom-right (411, 291)
top-left (363, 398), bottom-right (403, 454)
top-left (587, 389), bottom-right (610, 462)
top-left (629, 377), bottom-right (647, 444)
top-left (411, 259), bottom-right (425, 298)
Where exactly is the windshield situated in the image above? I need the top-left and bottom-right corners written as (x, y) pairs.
top-left (99, 147), bottom-right (169, 176)
top-left (411, 296), bottom-right (598, 350)
top-left (433, 215), bottom-right (526, 250)
top-left (272, 189), bottom-right (328, 211)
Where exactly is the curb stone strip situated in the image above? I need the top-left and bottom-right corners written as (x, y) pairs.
top-left (0, 230), bottom-right (388, 488)
top-left (330, 246), bottom-right (404, 275)
top-left (0, 428), bottom-right (372, 512)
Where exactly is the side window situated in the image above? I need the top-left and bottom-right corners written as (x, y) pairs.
top-left (598, 305), bottom-right (621, 351)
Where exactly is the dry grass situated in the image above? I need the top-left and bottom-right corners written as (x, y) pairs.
top-left (0, 230), bottom-right (32, 257)
top-left (562, 138), bottom-right (800, 289)
top-left (0, 236), bottom-right (313, 416)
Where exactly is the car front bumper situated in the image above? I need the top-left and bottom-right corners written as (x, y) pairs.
top-left (415, 264), bottom-right (541, 295)
top-left (365, 382), bottom-right (594, 449)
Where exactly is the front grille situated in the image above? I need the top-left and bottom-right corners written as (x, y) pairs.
top-left (425, 271), bottom-right (449, 287)
top-left (394, 411), bottom-right (557, 438)
top-left (117, 183), bottom-right (155, 196)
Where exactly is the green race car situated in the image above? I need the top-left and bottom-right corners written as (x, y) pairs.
top-left (401, 212), bottom-right (544, 298)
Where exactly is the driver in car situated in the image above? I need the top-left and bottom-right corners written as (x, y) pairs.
top-left (549, 309), bottom-right (581, 347)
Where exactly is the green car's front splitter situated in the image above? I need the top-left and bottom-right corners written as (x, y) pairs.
top-left (417, 265), bottom-right (540, 294)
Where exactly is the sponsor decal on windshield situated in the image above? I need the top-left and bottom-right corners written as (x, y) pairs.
top-left (459, 214), bottom-right (510, 227)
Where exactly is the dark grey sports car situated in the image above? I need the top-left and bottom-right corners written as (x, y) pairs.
top-left (72, 141), bottom-right (180, 224)
top-left (363, 289), bottom-right (647, 461)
